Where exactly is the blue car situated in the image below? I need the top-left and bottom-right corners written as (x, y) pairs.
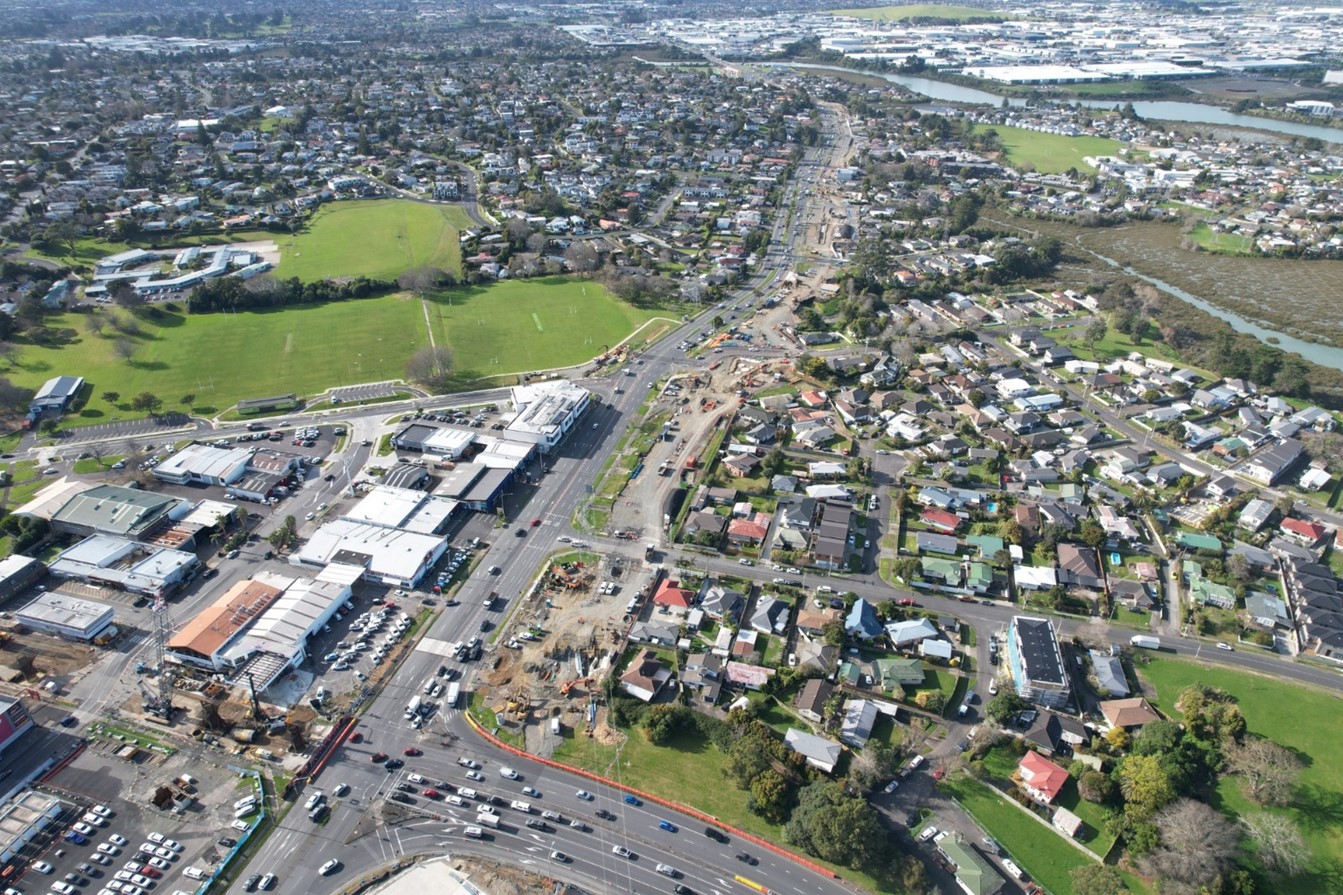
top-left (65, 831), bottom-right (86, 844)
top-left (658, 820), bottom-right (678, 833)
top-left (623, 795), bottom-right (642, 807)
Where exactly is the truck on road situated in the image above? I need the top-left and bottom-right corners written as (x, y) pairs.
top-left (445, 682), bottom-right (461, 709)
top-left (475, 812), bottom-right (500, 828)
top-left (1130, 635), bottom-right (1161, 650)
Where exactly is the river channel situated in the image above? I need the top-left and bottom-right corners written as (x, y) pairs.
top-left (776, 63), bottom-right (1343, 144)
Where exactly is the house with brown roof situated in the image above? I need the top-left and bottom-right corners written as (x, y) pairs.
top-left (1058, 543), bottom-right (1105, 590)
top-left (793, 678), bottom-right (834, 723)
top-left (1099, 697), bottom-right (1161, 730)
top-left (620, 650), bottom-right (673, 703)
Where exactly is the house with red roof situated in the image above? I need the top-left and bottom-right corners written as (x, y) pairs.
top-left (728, 512), bottom-right (772, 546)
top-left (920, 508), bottom-right (962, 534)
top-left (799, 390), bottom-right (828, 408)
top-left (1281, 516), bottom-right (1327, 545)
top-left (652, 578), bottom-right (694, 610)
top-left (1017, 750), bottom-right (1070, 804)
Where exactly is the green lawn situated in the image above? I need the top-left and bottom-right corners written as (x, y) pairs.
top-left (552, 726), bottom-right (886, 892)
top-left (425, 276), bottom-right (681, 378)
top-left (969, 124), bottom-right (1122, 175)
top-left (1138, 656), bottom-right (1343, 894)
top-left (941, 774), bottom-right (1117, 895)
top-left (270, 200), bottom-right (469, 282)
top-left (73, 455), bottom-right (124, 474)
top-left (829, 4), bottom-right (1006, 20)
top-left (2, 460), bottom-right (42, 508)
top-left (27, 200), bottom-right (469, 282)
top-left (9, 298), bottom-right (429, 419)
top-left (8, 277), bottom-right (673, 420)
top-left (1188, 222), bottom-right (1254, 256)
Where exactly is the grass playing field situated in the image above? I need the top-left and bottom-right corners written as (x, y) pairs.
top-left (266, 200), bottom-right (469, 282)
top-left (425, 276), bottom-right (679, 378)
top-left (1139, 656), bottom-right (1343, 894)
top-left (26, 199), bottom-right (470, 282)
top-left (829, 4), bottom-right (1005, 21)
top-left (7, 278), bottom-right (674, 421)
top-left (969, 123), bottom-right (1121, 175)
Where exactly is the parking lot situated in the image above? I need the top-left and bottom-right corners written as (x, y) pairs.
top-left (23, 746), bottom-right (268, 895)
top-left (329, 384), bottom-right (398, 404)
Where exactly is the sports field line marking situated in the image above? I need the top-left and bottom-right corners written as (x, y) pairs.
top-left (532, 313), bottom-right (544, 333)
top-left (283, 332), bottom-right (294, 355)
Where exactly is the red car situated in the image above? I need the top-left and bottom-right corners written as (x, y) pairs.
top-left (897, 598), bottom-right (918, 607)
top-left (351, 731), bottom-right (364, 743)
top-left (384, 601), bottom-right (398, 610)
top-left (530, 517), bottom-right (541, 527)
top-left (371, 752), bottom-right (389, 763)
top-left (403, 747), bottom-right (422, 757)
top-left (421, 788), bottom-right (440, 799)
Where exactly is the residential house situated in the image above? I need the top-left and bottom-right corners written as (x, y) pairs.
top-left (794, 678), bottom-right (835, 723)
top-left (921, 638), bottom-right (954, 661)
top-left (727, 511), bottom-right (771, 546)
top-left (1241, 438), bottom-right (1305, 486)
top-left (724, 661), bottom-right (774, 691)
top-left (1099, 697), bottom-right (1160, 730)
top-left (873, 656), bottom-right (926, 688)
top-left (700, 582), bottom-right (745, 622)
top-left (917, 532), bottom-right (960, 555)
top-left (845, 599), bottom-right (883, 640)
top-left (682, 652), bottom-right (723, 705)
top-left (1245, 591), bottom-right (1290, 629)
top-left (652, 578), bottom-right (695, 612)
top-left (1058, 543), bottom-right (1105, 590)
top-left (784, 728), bottom-right (842, 774)
top-left (1237, 498), bottom-right (1276, 533)
top-left (1023, 711), bottom-right (1088, 756)
top-left (1111, 579), bottom-right (1154, 611)
top-left (1281, 517), bottom-right (1327, 545)
top-left (750, 594), bottom-right (789, 635)
top-left (620, 650), bottom-right (673, 702)
top-left (921, 508), bottom-right (962, 534)
top-left (1007, 616), bottom-right (1072, 709)
top-left (1018, 750), bottom-right (1070, 804)
top-left (935, 832), bottom-right (1004, 895)
top-left (840, 699), bottom-right (878, 748)
top-left (886, 617), bottom-right (939, 648)
top-left (731, 629), bottom-right (760, 660)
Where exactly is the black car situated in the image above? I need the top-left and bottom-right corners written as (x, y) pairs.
top-left (437, 665), bottom-right (448, 677)
top-left (704, 826), bottom-right (728, 843)
top-left (736, 853), bottom-right (758, 866)
top-left (673, 886), bottom-right (696, 895)
top-left (595, 808), bottom-right (615, 820)
top-left (515, 528), bottom-right (526, 537)
top-left (525, 819), bottom-right (552, 832)
top-left (395, 782), bottom-right (414, 792)
top-left (388, 792), bottom-right (413, 804)
top-left (243, 875), bottom-right (261, 892)
top-left (384, 758), bottom-right (404, 770)
top-left (478, 620), bottom-right (491, 633)
top-left (203, 568), bottom-right (219, 579)
top-left (218, 837), bottom-right (237, 848)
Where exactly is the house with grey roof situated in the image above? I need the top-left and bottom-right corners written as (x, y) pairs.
top-left (1089, 649), bottom-right (1130, 697)
top-left (840, 699), bottom-right (878, 747)
top-left (700, 582), bottom-right (744, 622)
top-left (784, 728), bottom-right (842, 774)
top-left (750, 594), bottom-right (789, 635)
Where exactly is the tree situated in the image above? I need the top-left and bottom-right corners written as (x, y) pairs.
top-left (0, 378), bottom-right (34, 413)
top-left (397, 266), bottom-right (445, 296)
top-left (179, 394), bottom-right (195, 407)
top-left (1243, 812), bottom-right (1311, 878)
top-left (643, 704), bottom-right (689, 745)
top-left (1104, 725), bottom-right (1131, 753)
top-left (404, 345), bottom-right (455, 391)
top-left (1118, 754), bottom-right (1176, 816)
top-left (914, 690), bottom-right (945, 714)
top-left (748, 770), bottom-right (795, 824)
top-left (1225, 736), bottom-right (1303, 806)
top-left (1079, 519), bottom-right (1106, 549)
top-left (1176, 684), bottom-right (1246, 744)
top-left (985, 690), bottom-right (1027, 725)
top-left (130, 392), bottom-right (162, 415)
top-left (44, 220), bottom-right (80, 258)
top-left (113, 336), bottom-right (136, 364)
top-left (109, 280), bottom-right (144, 310)
top-left (1084, 318), bottom-right (1108, 356)
top-left (564, 240), bottom-right (600, 273)
top-left (821, 618), bottom-right (846, 648)
top-left (1070, 864), bottom-right (1127, 895)
top-left (85, 313), bottom-right (106, 337)
top-left (101, 390), bottom-right (120, 405)
top-left (1138, 798), bottom-right (1241, 895)
top-left (783, 782), bottom-right (885, 869)
top-left (1078, 770), bottom-right (1116, 804)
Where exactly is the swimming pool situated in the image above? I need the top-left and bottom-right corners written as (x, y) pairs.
top-left (1110, 551), bottom-right (1122, 566)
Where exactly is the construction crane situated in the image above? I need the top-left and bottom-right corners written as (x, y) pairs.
top-left (145, 595), bottom-right (174, 720)
top-left (245, 673), bottom-right (264, 722)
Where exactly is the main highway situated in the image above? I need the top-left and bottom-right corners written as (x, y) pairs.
top-left (232, 111), bottom-right (857, 895)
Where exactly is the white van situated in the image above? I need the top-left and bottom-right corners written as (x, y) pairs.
top-left (234, 795), bottom-right (258, 811)
top-left (510, 800), bottom-right (532, 814)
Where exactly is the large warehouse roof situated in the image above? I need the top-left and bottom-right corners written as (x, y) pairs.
top-left (246, 578), bottom-right (348, 647)
top-left (343, 485), bottom-right (456, 534)
top-left (50, 484), bottom-right (186, 537)
top-left (291, 519), bottom-right (445, 584)
top-left (167, 578), bottom-right (284, 661)
top-left (155, 443), bottom-right (252, 482)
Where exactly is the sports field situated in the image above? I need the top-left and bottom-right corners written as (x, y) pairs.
top-left (267, 200), bottom-right (469, 281)
top-left (425, 277), bottom-right (678, 378)
top-left (969, 124), bottom-right (1120, 174)
top-left (829, 4), bottom-right (1005, 21)
top-left (26, 199), bottom-right (469, 282)
top-left (1139, 656), bottom-right (1343, 894)
top-left (9, 278), bottom-right (674, 420)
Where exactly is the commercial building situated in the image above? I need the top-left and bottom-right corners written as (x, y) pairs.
top-left (48, 535), bottom-right (198, 597)
top-left (29, 375), bottom-right (84, 415)
top-left (504, 380), bottom-right (590, 453)
top-left (0, 556), bottom-right (46, 605)
top-left (1007, 616), bottom-right (1071, 709)
top-left (48, 484), bottom-right (190, 539)
top-left (394, 424), bottom-right (476, 458)
top-left (342, 485), bottom-right (458, 535)
top-left (0, 789), bottom-right (61, 863)
top-left (289, 520), bottom-right (447, 587)
top-left (166, 578), bottom-right (285, 670)
top-left (15, 592), bottom-right (116, 641)
top-left (153, 444), bottom-right (252, 486)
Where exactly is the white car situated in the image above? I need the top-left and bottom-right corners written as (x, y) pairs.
top-left (146, 833), bottom-right (164, 845)
top-left (147, 858), bottom-right (170, 871)
top-left (82, 813), bottom-right (107, 826)
top-left (51, 883), bottom-right (76, 895)
top-left (72, 822), bottom-right (96, 836)
top-left (91, 805), bottom-right (113, 818)
top-left (319, 860), bottom-right (340, 876)
top-left (182, 868), bottom-right (205, 880)
top-left (458, 758), bottom-right (480, 769)
top-left (32, 862), bottom-right (54, 874)
top-left (612, 846), bottom-right (633, 859)
top-left (97, 844), bottom-right (119, 856)
top-left (499, 767), bottom-right (518, 779)
top-left (109, 835), bottom-right (128, 847)
top-left (154, 846), bottom-right (175, 860)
